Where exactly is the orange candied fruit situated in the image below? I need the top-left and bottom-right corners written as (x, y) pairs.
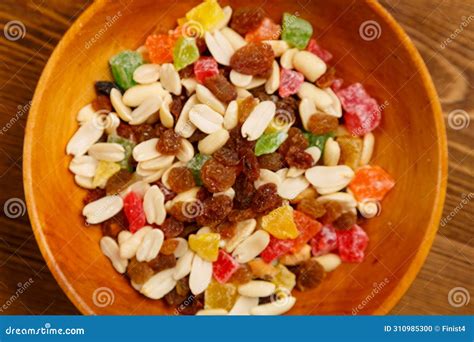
top-left (246, 18), bottom-right (281, 42)
top-left (348, 165), bottom-right (395, 202)
top-left (145, 34), bottom-right (177, 64)
top-left (291, 210), bottom-right (322, 253)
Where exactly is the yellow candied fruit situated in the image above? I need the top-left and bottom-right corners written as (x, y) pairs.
top-left (271, 264), bottom-right (296, 292)
top-left (188, 233), bottom-right (220, 262)
top-left (261, 205), bottom-right (299, 240)
top-left (204, 281), bottom-right (238, 311)
top-left (92, 161), bottom-right (120, 188)
top-left (185, 0), bottom-right (225, 31)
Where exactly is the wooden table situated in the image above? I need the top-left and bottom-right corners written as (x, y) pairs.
top-left (0, 0), bottom-right (472, 314)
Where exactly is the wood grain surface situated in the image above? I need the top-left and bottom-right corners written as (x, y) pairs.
top-left (0, 0), bottom-right (472, 315)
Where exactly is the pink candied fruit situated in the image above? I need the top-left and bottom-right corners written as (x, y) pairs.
top-left (260, 236), bottom-right (293, 263)
top-left (310, 225), bottom-right (338, 257)
top-left (278, 68), bottom-right (304, 98)
top-left (307, 39), bottom-right (333, 62)
top-left (213, 250), bottom-right (240, 283)
top-left (337, 224), bottom-right (369, 263)
top-left (194, 57), bottom-right (219, 84)
top-left (123, 191), bottom-right (146, 233)
top-left (336, 83), bottom-right (382, 136)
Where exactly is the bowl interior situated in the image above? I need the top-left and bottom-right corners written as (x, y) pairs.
top-left (24, 0), bottom-right (446, 314)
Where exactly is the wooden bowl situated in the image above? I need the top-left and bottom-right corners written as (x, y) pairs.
top-left (24, 0), bottom-right (447, 315)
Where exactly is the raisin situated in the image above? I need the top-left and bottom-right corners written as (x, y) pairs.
top-left (229, 264), bottom-right (253, 284)
top-left (315, 66), bottom-right (336, 89)
top-left (307, 113), bottom-right (339, 135)
top-left (164, 288), bottom-right (187, 307)
top-left (201, 159), bottom-right (237, 193)
top-left (240, 148), bottom-right (260, 181)
top-left (196, 37), bottom-right (207, 55)
top-left (230, 7), bottom-right (265, 35)
top-left (167, 167), bottom-right (196, 193)
top-left (294, 259), bottom-right (326, 291)
top-left (238, 96), bottom-right (259, 124)
top-left (105, 170), bottom-right (134, 195)
top-left (160, 239), bottom-right (179, 255)
top-left (187, 130), bottom-right (208, 144)
top-left (285, 146), bottom-right (314, 169)
top-left (147, 253), bottom-right (176, 273)
top-left (252, 183), bottom-right (283, 215)
top-left (101, 211), bottom-right (127, 239)
top-left (156, 129), bottom-right (182, 155)
top-left (178, 64), bottom-right (194, 79)
top-left (116, 122), bottom-right (135, 141)
top-left (196, 187), bottom-right (212, 202)
top-left (203, 74), bottom-right (237, 103)
top-left (92, 95), bottom-right (113, 112)
top-left (176, 277), bottom-right (191, 296)
top-left (278, 127), bottom-right (308, 156)
top-left (179, 225), bottom-right (200, 239)
top-left (321, 201), bottom-right (343, 224)
top-left (337, 136), bottom-right (363, 170)
top-left (228, 125), bottom-right (256, 151)
top-left (296, 198), bottom-right (326, 219)
top-left (196, 195), bottom-right (233, 227)
top-left (250, 85), bottom-right (278, 103)
top-left (169, 202), bottom-right (196, 223)
top-left (230, 42), bottom-right (274, 78)
top-left (83, 188), bottom-right (105, 205)
top-left (170, 95), bottom-right (187, 119)
top-left (155, 181), bottom-right (177, 202)
top-left (219, 66), bottom-right (231, 79)
top-left (228, 208), bottom-right (256, 222)
top-left (333, 211), bottom-right (357, 230)
top-left (214, 146), bottom-right (241, 167)
top-left (178, 294), bottom-right (204, 315)
top-left (154, 123), bottom-right (168, 139)
top-left (213, 221), bottom-right (237, 239)
top-left (160, 217), bottom-right (184, 238)
top-left (132, 124), bottom-right (157, 143)
top-left (257, 153), bottom-right (285, 172)
top-left (127, 257), bottom-right (154, 285)
top-left (94, 81), bottom-right (119, 96)
top-left (233, 174), bottom-right (256, 210)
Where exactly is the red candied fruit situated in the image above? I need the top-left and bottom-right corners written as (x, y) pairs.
top-left (337, 224), bottom-right (369, 262)
top-left (291, 211), bottom-right (322, 253)
top-left (307, 39), bottom-right (333, 62)
top-left (310, 225), bottom-right (338, 256)
top-left (213, 250), bottom-right (240, 283)
top-left (194, 57), bottom-right (219, 84)
top-left (279, 68), bottom-right (304, 98)
top-left (246, 17), bottom-right (281, 42)
top-left (145, 34), bottom-right (176, 64)
top-left (260, 236), bottom-right (293, 263)
top-left (336, 83), bottom-right (382, 136)
top-left (348, 165), bottom-right (395, 202)
top-left (123, 191), bottom-right (146, 233)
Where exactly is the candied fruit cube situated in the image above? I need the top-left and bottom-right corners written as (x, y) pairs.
top-left (109, 51), bottom-right (143, 90)
top-left (92, 161), bottom-right (120, 189)
top-left (271, 264), bottom-right (296, 291)
top-left (291, 211), bottom-right (322, 253)
top-left (246, 18), bottom-right (281, 42)
top-left (189, 233), bottom-right (220, 262)
top-left (261, 205), bottom-right (299, 240)
top-left (194, 57), bottom-right (219, 84)
top-left (145, 34), bottom-right (177, 64)
top-left (281, 13), bottom-right (313, 49)
top-left (307, 39), bottom-right (333, 62)
top-left (173, 37), bottom-right (200, 71)
top-left (185, 0), bottom-right (225, 31)
top-left (310, 225), bottom-right (337, 256)
top-left (337, 224), bottom-right (369, 262)
top-left (213, 250), bottom-right (240, 283)
top-left (349, 165), bottom-right (395, 202)
top-left (204, 280), bottom-right (238, 311)
top-left (123, 191), bottom-right (146, 233)
top-left (260, 236), bottom-right (293, 263)
top-left (279, 68), bottom-right (304, 98)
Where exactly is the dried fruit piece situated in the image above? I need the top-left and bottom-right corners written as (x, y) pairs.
top-left (160, 239), bottom-right (179, 255)
top-left (134, 124), bottom-right (158, 144)
top-left (237, 96), bottom-right (259, 124)
top-left (292, 211), bottom-right (322, 252)
top-left (337, 135), bottom-right (363, 170)
top-left (230, 42), bottom-right (274, 77)
top-left (307, 39), bottom-right (333, 62)
top-left (248, 259), bottom-right (278, 280)
top-left (271, 264), bottom-right (295, 291)
top-left (169, 202), bottom-right (196, 223)
top-left (213, 221), bottom-right (236, 239)
top-left (107, 135), bottom-right (135, 171)
top-left (101, 211), bottom-right (127, 238)
top-left (279, 68), bottom-right (304, 98)
top-left (95, 81), bottom-right (119, 96)
top-left (230, 7), bottom-right (265, 35)
top-left (229, 264), bottom-right (253, 285)
top-left (156, 181), bottom-right (177, 202)
top-left (147, 253), bottom-right (177, 272)
top-left (184, 0), bottom-right (225, 31)
top-left (197, 195), bottom-right (233, 227)
top-left (294, 259), bottom-right (325, 291)
top-left (187, 153), bottom-right (211, 186)
top-left (156, 129), bottom-right (182, 155)
top-left (92, 161), bottom-right (121, 188)
top-left (245, 17), bottom-right (281, 42)
top-left (201, 158), bottom-right (237, 193)
top-left (252, 183), bottom-right (282, 215)
top-left (240, 148), bottom-right (260, 181)
top-left (83, 188), bottom-right (106, 205)
top-left (281, 13), bottom-right (313, 49)
top-left (170, 95), bottom-right (187, 119)
top-left (204, 74), bottom-right (237, 103)
top-left (189, 233), bottom-right (220, 261)
top-left (285, 146), bottom-right (313, 169)
top-left (260, 236), bottom-right (293, 263)
top-left (173, 37), bottom-right (200, 71)
top-left (255, 132), bottom-right (288, 157)
top-left (337, 224), bottom-right (369, 262)
top-left (123, 191), bottom-right (146, 233)
top-left (315, 66), bottom-right (336, 89)
top-left (296, 198), bottom-right (326, 219)
top-left (214, 147), bottom-right (240, 167)
top-left (228, 208), bottom-right (256, 222)
top-left (261, 205), bottom-right (299, 240)
top-left (194, 57), bottom-right (219, 84)
top-left (257, 153), bottom-right (285, 171)
top-left (307, 113), bottom-right (339, 135)
top-left (213, 250), bottom-right (240, 283)
top-left (233, 174), bottom-right (256, 210)
top-left (179, 64), bottom-right (195, 79)
top-left (168, 167), bottom-right (196, 193)
top-left (109, 51), bottom-right (143, 90)
top-left (279, 127), bottom-right (308, 156)
top-left (161, 217), bottom-right (184, 239)
top-left (310, 225), bottom-right (338, 256)
top-left (204, 281), bottom-right (238, 311)
top-left (127, 257), bottom-right (154, 284)
top-left (92, 95), bottom-right (112, 113)
top-left (348, 165), bottom-right (395, 201)
top-left (146, 34), bottom-right (177, 64)
top-left (333, 212), bottom-right (357, 230)
top-left (336, 83), bottom-right (381, 136)
top-left (321, 201), bottom-right (343, 224)
top-left (105, 170), bottom-right (134, 195)
top-left (303, 131), bottom-right (334, 154)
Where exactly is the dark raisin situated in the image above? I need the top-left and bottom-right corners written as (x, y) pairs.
top-left (278, 127), bottom-right (308, 156)
top-left (230, 42), bottom-right (274, 78)
top-left (160, 217), bottom-right (184, 238)
top-left (179, 225), bottom-right (200, 239)
top-left (201, 159), bottom-right (237, 193)
top-left (167, 167), bottom-right (196, 193)
top-left (92, 95), bottom-right (112, 112)
top-left (196, 187), bottom-right (212, 202)
top-left (147, 254), bottom-right (177, 273)
top-left (212, 221), bottom-right (237, 239)
top-left (94, 81), bottom-right (119, 96)
top-left (228, 208), bottom-right (256, 222)
top-left (127, 257), bottom-right (154, 285)
top-left (156, 129), bottom-right (182, 155)
top-left (178, 64), bottom-right (194, 79)
top-left (315, 66), bottom-right (336, 89)
top-left (257, 153), bottom-right (285, 171)
top-left (321, 201), bottom-right (343, 224)
top-left (83, 188), bottom-right (105, 205)
top-left (178, 294), bottom-right (204, 315)
top-left (295, 259), bottom-right (326, 291)
top-left (214, 146), bottom-right (241, 167)
top-left (252, 183), bottom-right (283, 215)
top-left (241, 148), bottom-right (260, 181)
top-left (203, 74), bottom-right (237, 103)
top-left (155, 181), bottom-right (177, 202)
top-left (285, 146), bottom-right (314, 169)
top-left (296, 198), bottom-right (326, 219)
top-left (170, 95), bottom-right (187, 119)
top-left (230, 7), bottom-right (265, 35)
top-left (196, 195), bottom-right (233, 227)
top-left (333, 211), bottom-right (357, 230)
top-left (101, 211), bottom-right (127, 239)
top-left (233, 174), bottom-right (256, 210)
top-left (187, 130), bottom-right (208, 144)
top-left (229, 264), bottom-right (253, 284)
top-left (169, 202), bottom-right (196, 223)
top-left (307, 113), bottom-right (339, 135)
top-left (116, 122), bottom-right (135, 141)
top-left (105, 170), bottom-right (134, 195)
top-left (132, 124), bottom-right (157, 143)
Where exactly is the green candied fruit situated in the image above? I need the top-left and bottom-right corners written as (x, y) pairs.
top-left (109, 51), bottom-right (143, 90)
top-left (303, 131), bottom-right (334, 154)
top-left (108, 135), bottom-right (135, 171)
top-left (173, 37), bottom-right (200, 71)
top-left (187, 153), bottom-right (211, 186)
top-left (255, 131), bottom-right (288, 157)
top-left (281, 13), bottom-right (313, 49)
